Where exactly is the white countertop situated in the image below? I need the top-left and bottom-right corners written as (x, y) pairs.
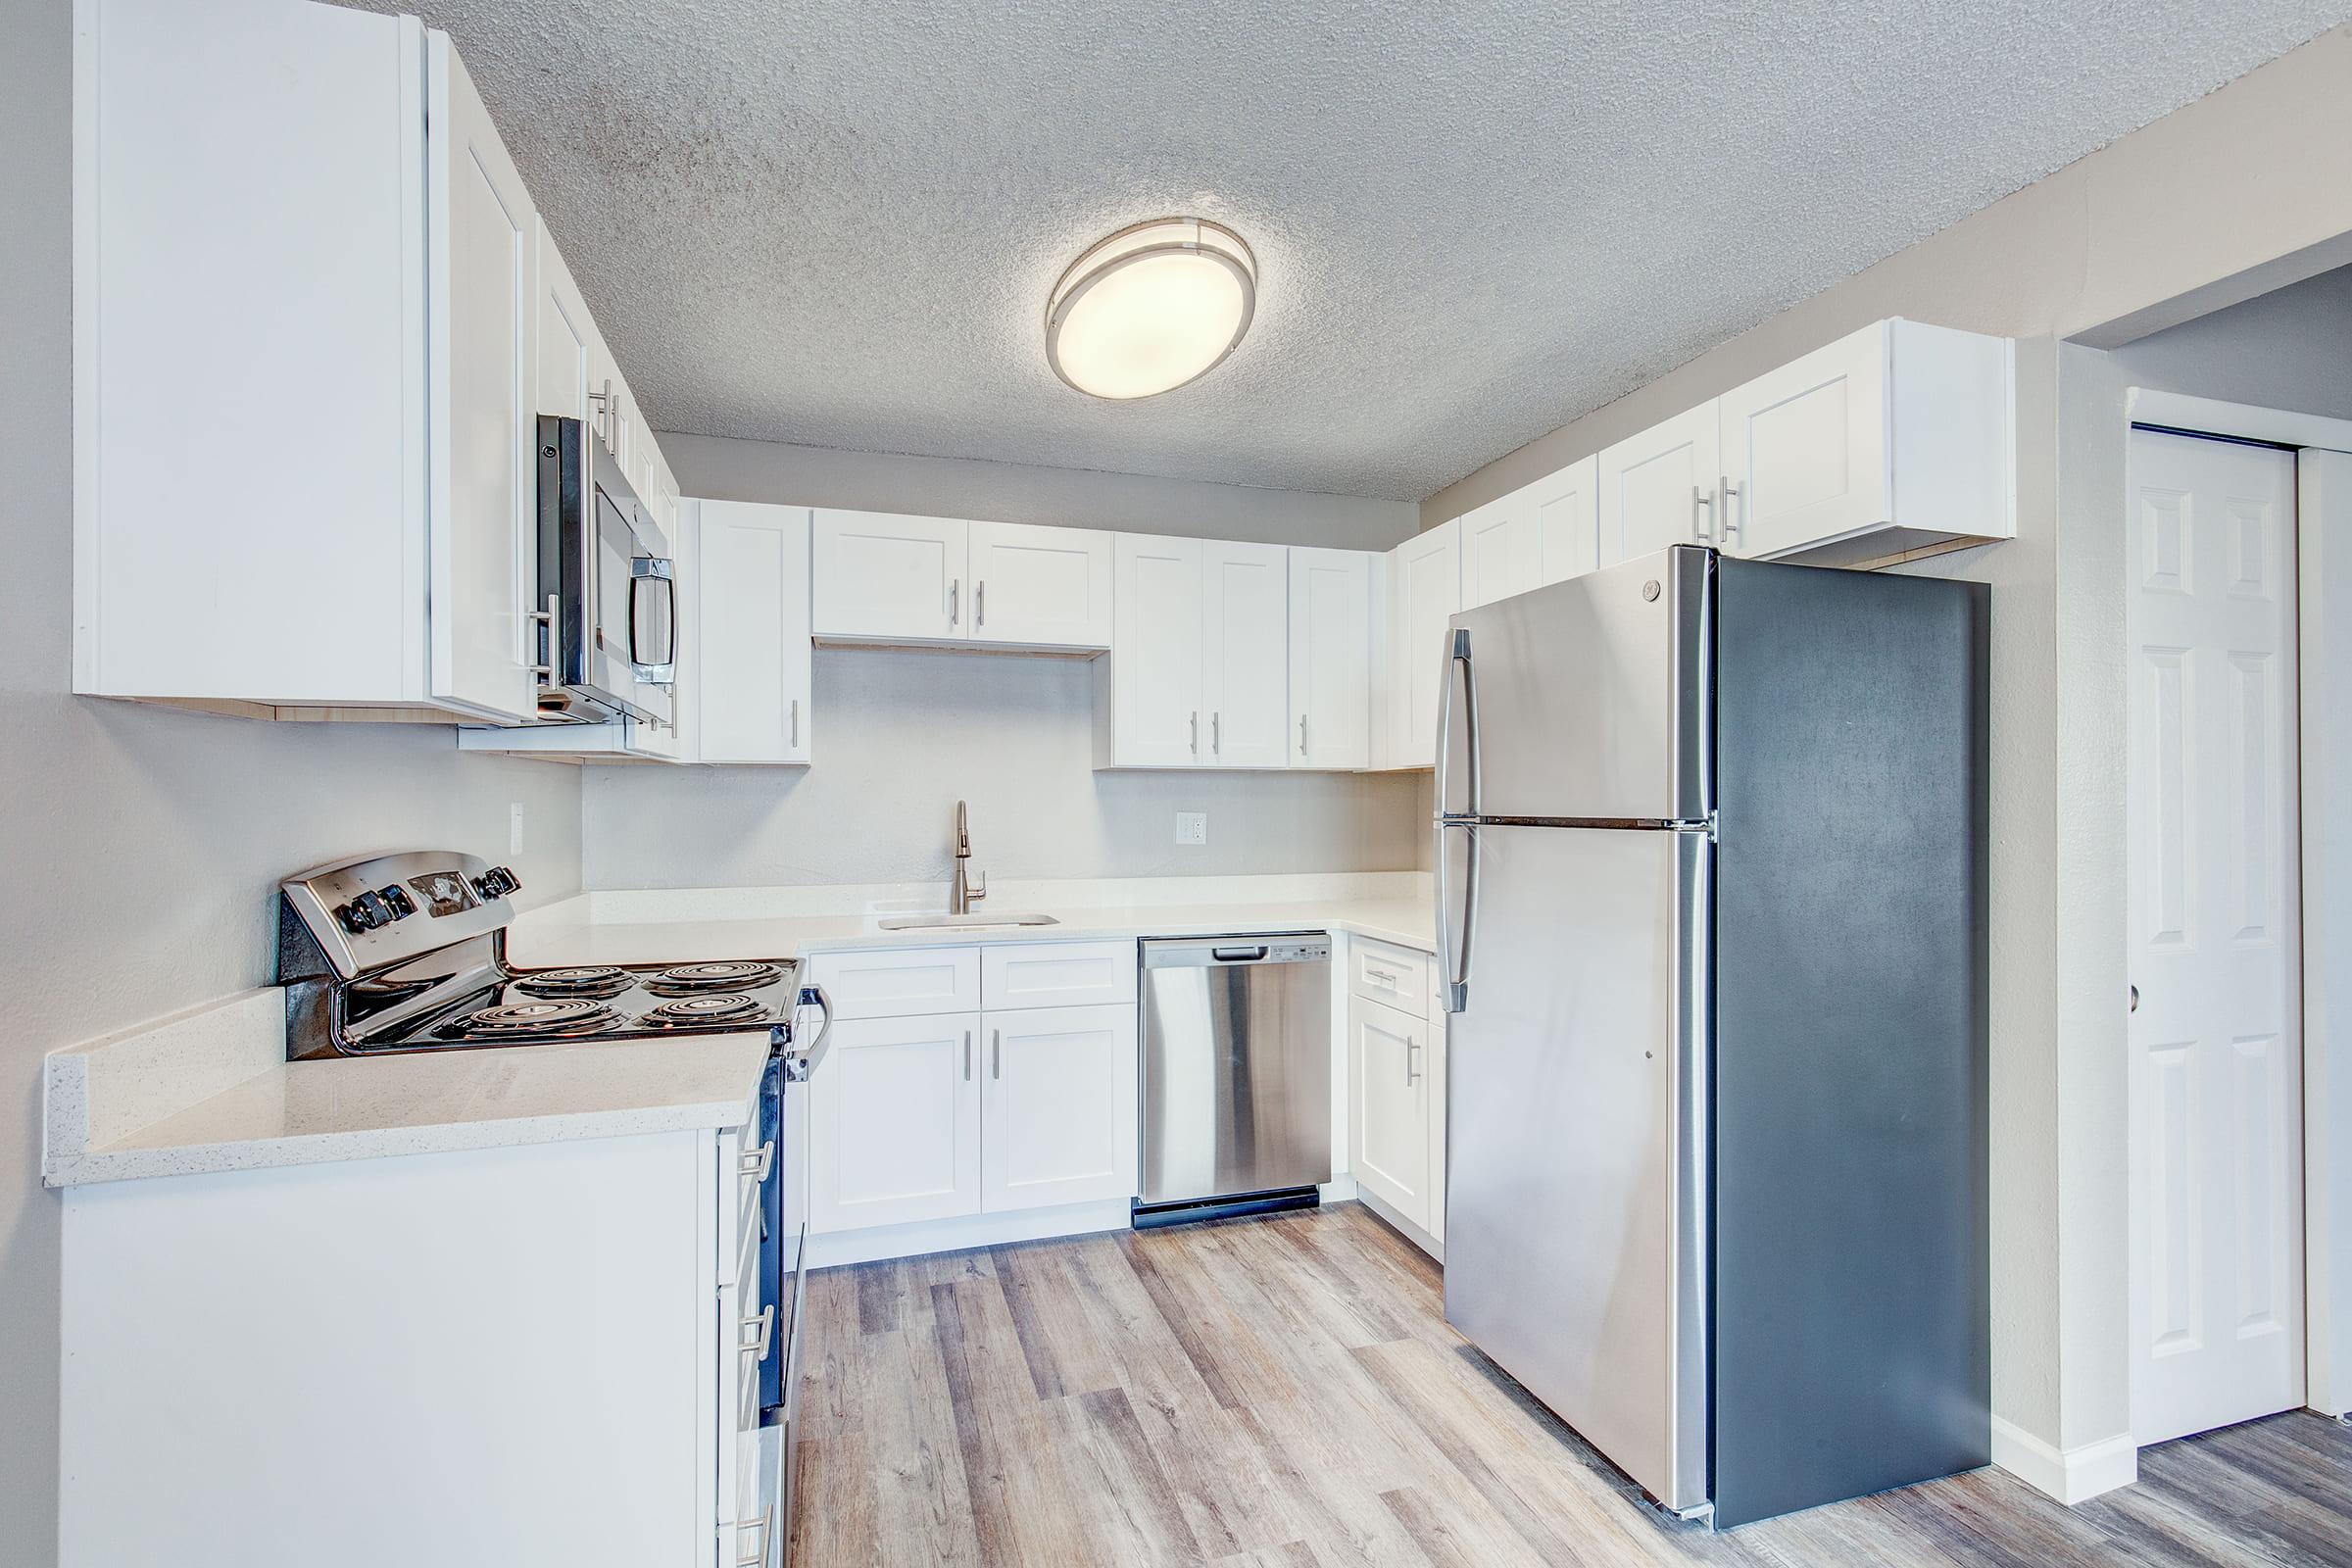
top-left (45, 873), bottom-right (1433, 1188)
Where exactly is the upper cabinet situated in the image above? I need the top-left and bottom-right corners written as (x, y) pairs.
top-left (811, 512), bottom-right (1111, 651)
top-left (1530, 456), bottom-right (1600, 586)
top-left (692, 500), bottom-right (813, 765)
top-left (74, 0), bottom-right (674, 726)
top-left (1598, 402), bottom-right (1723, 566)
top-left (1459, 494), bottom-right (1544, 611)
top-left (1383, 520), bottom-right (1460, 770)
top-left (1289, 548), bottom-right (1372, 770)
top-left (1718, 318), bottom-right (2012, 564)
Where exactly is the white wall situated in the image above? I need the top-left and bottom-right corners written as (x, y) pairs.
top-left (1415, 23), bottom-right (2352, 1488)
top-left (585, 649), bottom-right (1421, 888)
top-left (583, 433), bottom-right (1428, 892)
top-left (0, 9), bottom-right (586, 1562)
top-left (2108, 263), bottom-right (2352, 417)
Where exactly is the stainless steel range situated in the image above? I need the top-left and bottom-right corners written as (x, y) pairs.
top-left (276, 850), bottom-right (823, 1063)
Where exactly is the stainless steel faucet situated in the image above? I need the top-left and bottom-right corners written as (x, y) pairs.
top-left (951, 800), bottom-right (987, 914)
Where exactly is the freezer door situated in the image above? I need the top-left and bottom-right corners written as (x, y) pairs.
top-left (1438, 546), bottom-right (1709, 824)
top-left (1442, 820), bottom-right (1710, 1515)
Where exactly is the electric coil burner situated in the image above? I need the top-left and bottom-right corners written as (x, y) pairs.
top-left (275, 850), bottom-right (830, 1066)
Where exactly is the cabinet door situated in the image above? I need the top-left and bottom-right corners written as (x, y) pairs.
top-left (1598, 403), bottom-right (1721, 565)
top-left (811, 511), bottom-right (965, 641)
top-left (808, 1012), bottom-right (983, 1232)
top-left (695, 500), bottom-right (813, 763)
top-left (980, 1004), bottom-right (1140, 1211)
top-left (1533, 455), bottom-right (1600, 586)
top-left (1203, 541), bottom-right (1291, 768)
top-left (1350, 994), bottom-right (1430, 1228)
top-left (1109, 533), bottom-right (1206, 766)
top-left (533, 222), bottom-right (594, 423)
top-left (426, 37), bottom-right (538, 723)
top-left (1459, 495), bottom-right (1542, 610)
top-left (1287, 548), bottom-right (1371, 769)
top-left (1387, 520), bottom-right (1460, 768)
top-left (967, 520), bottom-right (1112, 648)
top-left (1425, 1014), bottom-right (1447, 1246)
top-left (1720, 320), bottom-right (1888, 560)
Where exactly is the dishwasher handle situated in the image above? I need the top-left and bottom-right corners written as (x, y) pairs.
top-left (1141, 934), bottom-right (1331, 968)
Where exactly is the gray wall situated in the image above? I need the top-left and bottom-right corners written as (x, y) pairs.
top-left (1411, 22), bottom-right (2352, 1473)
top-left (583, 433), bottom-right (1426, 891)
top-left (0, 7), bottom-right (586, 1560)
top-left (2108, 262), bottom-right (2352, 415)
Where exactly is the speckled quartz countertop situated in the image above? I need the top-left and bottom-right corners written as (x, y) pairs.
top-left (45, 873), bottom-right (1433, 1188)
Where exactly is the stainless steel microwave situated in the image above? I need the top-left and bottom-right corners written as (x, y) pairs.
top-left (533, 416), bottom-right (674, 726)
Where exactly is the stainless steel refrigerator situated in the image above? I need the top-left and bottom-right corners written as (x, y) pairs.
top-left (1435, 545), bottom-right (1989, 1528)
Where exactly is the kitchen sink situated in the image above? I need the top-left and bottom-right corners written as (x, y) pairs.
top-left (873, 911), bottom-right (1060, 932)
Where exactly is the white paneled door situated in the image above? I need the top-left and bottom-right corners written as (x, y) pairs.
top-left (2127, 429), bottom-right (2305, 1446)
top-left (1202, 541), bottom-right (1290, 768)
top-left (979, 1004), bottom-right (1139, 1211)
top-left (1289, 547), bottom-right (1371, 769)
top-left (809, 1012), bottom-right (983, 1231)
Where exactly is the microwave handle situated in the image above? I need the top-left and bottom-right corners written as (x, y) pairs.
top-left (628, 557), bottom-right (676, 675)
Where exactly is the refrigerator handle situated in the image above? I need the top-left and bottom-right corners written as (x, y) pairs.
top-left (1437, 627), bottom-right (1477, 819)
top-left (1435, 821), bottom-right (1475, 1013)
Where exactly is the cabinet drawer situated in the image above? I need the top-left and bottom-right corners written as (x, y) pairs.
top-left (1351, 939), bottom-right (1429, 1014)
top-left (815, 946), bottom-right (981, 1018)
top-left (981, 941), bottom-right (1137, 1009)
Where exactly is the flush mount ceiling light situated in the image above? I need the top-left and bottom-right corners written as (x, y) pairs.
top-left (1045, 218), bottom-right (1256, 400)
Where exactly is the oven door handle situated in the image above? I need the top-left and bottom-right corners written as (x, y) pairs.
top-left (781, 983), bottom-right (832, 1082)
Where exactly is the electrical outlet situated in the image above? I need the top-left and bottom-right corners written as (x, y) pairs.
top-left (1174, 811), bottom-right (1207, 847)
top-left (509, 802), bottom-right (525, 857)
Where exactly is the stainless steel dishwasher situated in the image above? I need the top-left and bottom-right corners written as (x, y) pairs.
top-left (1136, 934), bottom-right (1332, 1225)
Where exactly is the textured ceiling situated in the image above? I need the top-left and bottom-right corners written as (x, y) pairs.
top-left (364, 0), bottom-right (2346, 500)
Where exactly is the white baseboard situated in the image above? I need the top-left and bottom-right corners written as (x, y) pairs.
top-left (1989, 1417), bottom-right (2137, 1504)
top-left (1352, 1185), bottom-right (1444, 1263)
top-left (806, 1198), bottom-right (1133, 1268)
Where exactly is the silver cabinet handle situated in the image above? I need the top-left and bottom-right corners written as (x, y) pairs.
top-left (733, 1509), bottom-right (772, 1568)
top-left (739, 1302), bottom-right (775, 1367)
top-left (1404, 1033), bottom-right (1420, 1086)
top-left (737, 1141), bottom-right (774, 1183)
top-left (788, 699), bottom-right (799, 748)
top-left (991, 1029), bottom-right (1002, 1080)
top-left (1365, 966), bottom-right (1398, 985)
top-left (1691, 484), bottom-right (1715, 543)
top-left (1211, 711), bottom-right (1220, 756)
top-left (963, 1030), bottom-right (972, 1080)
top-left (976, 580), bottom-right (986, 629)
top-left (1190, 711), bottom-right (1199, 755)
top-left (1298, 713), bottom-right (1308, 757)
top-left (1719, 476), bottom-right (1741, 544)
top-left (948, 579), bottom-right (959, 628)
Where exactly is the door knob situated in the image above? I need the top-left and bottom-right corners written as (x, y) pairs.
top-left (2129, 984), bottom-right (2140, 1014)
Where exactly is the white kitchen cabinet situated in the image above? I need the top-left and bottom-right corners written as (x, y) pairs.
top-left (980, 1004), bottom-right (1140, 1211)
top-left (1104, 533), bottom-right (1207, 766)
top-left (59, 1125), bottom-right (765, 1568)
top-left (1459, 493), bottom-right (1544, 609)
top-left (981, 941), bottom-right (1138, 1010)
top-left (812, 512), bottom-right (1113, 651)
top-left (1101, 534), bottom-right (1292, 769)
top-left (809, 1011), bottom-right (985, 1231)
top-left (967, 519), bottom-right (1114, 648)
top-left (1532, 454), bottom-right (1600, 585)
top-left (694, 499), bottom-right (813, 765)
top-left (74, 0), bottom-right (545, 722)
top-left (1599, 401), bottom-right (1722, 565)
top-left (1350, 992), bottom-right (1432, 1229)
top-left (811, 510), bottom-right (964, 642)
top-left (1288, 547), bottom-right (1372, 769)
top-left (1718, 318), bottom-right (2013, 564)
top-left (1384, 519), bottom-right (1460, 769)
top-left (1203, 541), bottom-right (1291, 768)
top-left (818, 945), bottom-right (983, 1020)
top-left (534, 220), bottom-right (596, 426)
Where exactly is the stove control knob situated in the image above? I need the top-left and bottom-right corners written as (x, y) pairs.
top-left (474, 865), bottom-right (520, 900)
top-left (338, 891), bottom-right (390, 933)
top-left (378, 886), bottom-right (416, 920)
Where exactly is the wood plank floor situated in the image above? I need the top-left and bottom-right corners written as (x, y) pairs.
top-left (791, 1201), bottom-right (2352, 1567)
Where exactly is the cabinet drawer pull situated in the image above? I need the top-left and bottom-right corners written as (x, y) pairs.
top-left (976, 579), bottom-right (986, 628)
top-left (1404, 1034), bottom-right (1421, 1086)
top-left (963, 1030), bottom-right (973, 1080)
top-left (1691, 484), bottom-right (1715, 543)
top-left (1365, 966), bottom-right (1398, 985)
top-left (733, 1508), bottom-right (772, 1568)
top-left (737, 1141), bottom-right (773, 1183)
top-left (1190, 710), bottom-right (1199, 755)
top-left (991, 1029), bottom-right (1002, 1081)
top-left (739, 1302), bottom-right (775, 1367)
top-left (1719, 476), bottom-right (1741, 542)
top-left (948, 579), bottom-right (959, 627)
top-left (789, 699), bottom-right (799, 747)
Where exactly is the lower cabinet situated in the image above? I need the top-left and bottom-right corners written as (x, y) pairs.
top-left (806, 944), bottom-right (1140, 1240)
top-left (1350, 993), bottom-right (1433, 1228)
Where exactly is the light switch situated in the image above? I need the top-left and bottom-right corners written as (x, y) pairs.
top-left (1174, 811), bottom-right (1207, 847)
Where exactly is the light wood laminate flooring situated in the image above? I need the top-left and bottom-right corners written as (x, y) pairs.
top-left (792, 1201), bottom-right (2352, 1566)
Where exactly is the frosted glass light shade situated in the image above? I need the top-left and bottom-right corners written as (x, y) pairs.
top-left (1046, 218), bottom-right (1256, 400)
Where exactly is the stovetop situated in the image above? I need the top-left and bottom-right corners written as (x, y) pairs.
top-left (419, 960), bottom-right (800, 1044)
